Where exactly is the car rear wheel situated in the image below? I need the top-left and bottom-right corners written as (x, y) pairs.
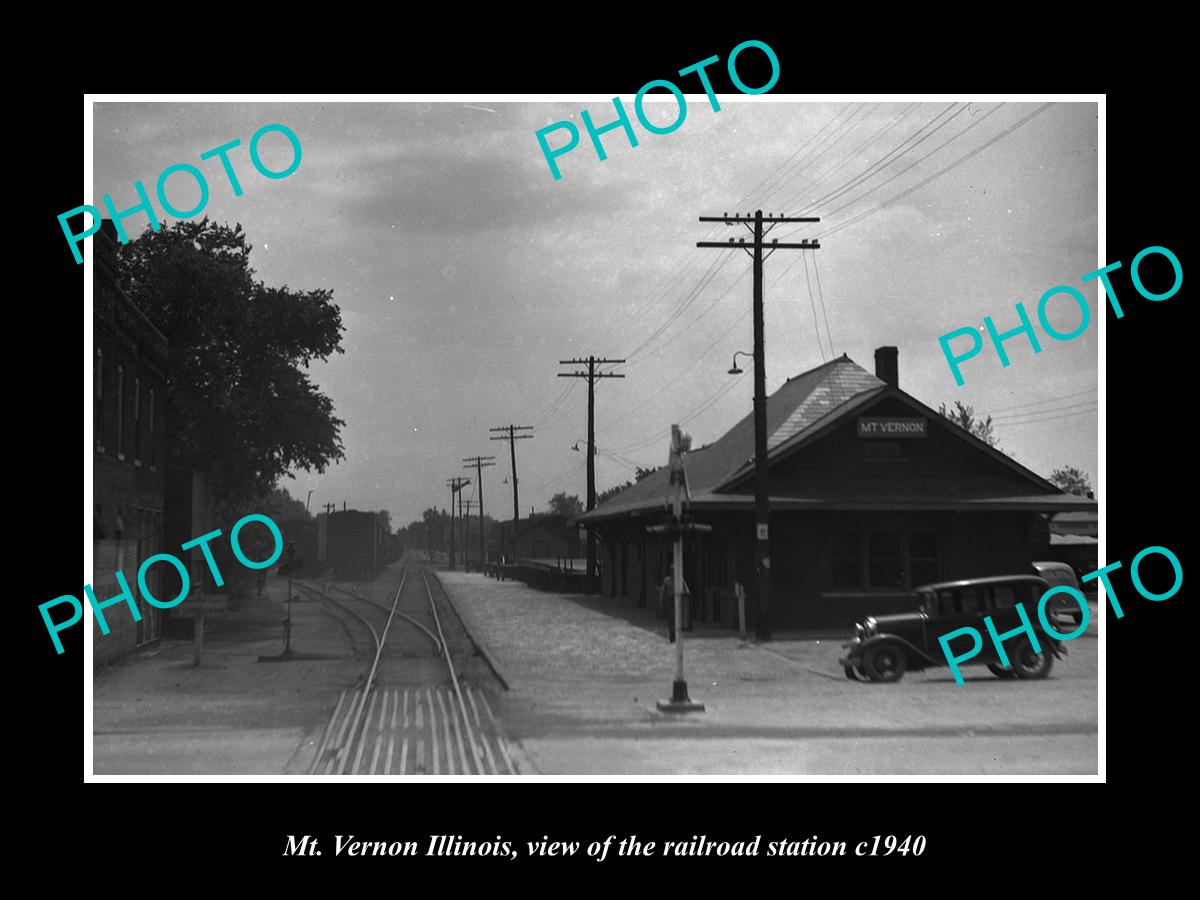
top-left (1011, 638), bottom-right (1054, 679)
top-left (862, 644), bottom-right (906, 683)
top-left (987, 662), bottom-right (1017, 679)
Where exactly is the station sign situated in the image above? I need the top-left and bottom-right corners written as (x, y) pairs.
top-left (857, 417), bottom-right (927, 438)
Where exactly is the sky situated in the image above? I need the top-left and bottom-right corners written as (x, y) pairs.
top-left (93, 98), bottom-right (1099, 527)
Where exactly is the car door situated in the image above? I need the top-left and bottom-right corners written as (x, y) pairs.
top-left (933, 586), bottom-right (991, 663)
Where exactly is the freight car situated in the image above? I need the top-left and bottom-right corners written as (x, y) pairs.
top-left (278, 518), bottom-right (325, 577)
top-left (326, 510), bottom-right (380, 578)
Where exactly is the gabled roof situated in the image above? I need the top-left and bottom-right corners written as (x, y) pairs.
top-left (577, 353), bottom-right (1096, 523)
top-left (579, 355), bottom-right (885, 520)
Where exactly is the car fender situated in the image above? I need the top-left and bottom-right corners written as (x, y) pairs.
top-left (859, 634), bottom-right (939, 667)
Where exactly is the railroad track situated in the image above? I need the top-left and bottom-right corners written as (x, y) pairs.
top-left (295, 558), bottom-right (518, 776)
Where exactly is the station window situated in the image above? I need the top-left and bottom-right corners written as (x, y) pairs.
top-left (868, 531), bottom-right (904, 588)
top-left (909, 532), bottom-right (939, 586)
top-left (831, 532), bottom-right (861, 588)
top-left (831, 527), bottom-right (942, 591)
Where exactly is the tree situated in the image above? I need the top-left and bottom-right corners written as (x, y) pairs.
top-left (377, 510), bottom-right (393, 535)
top-left (118, 219), bottom-right (346, 505)
top-left (260, 486), bottom-right (310, 521)
top-left (938, 400), bottom-right (999, 449)
top-left (1049, 466), bottom-right (1093, 497)
top-left (548, 492), bottom-right (584, 516)
top-left (634, 466), bottom-right (658, 482)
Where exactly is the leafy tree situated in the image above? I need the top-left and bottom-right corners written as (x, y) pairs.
top-left (938, 400), bottom-right (999, 449)
top-left (117, 219), bottom-right (345, 505)
top-left (377, 510), bottom-right (393, 535)
top-left (260, 486), bottom-right (311, 521)
top-left (634, 466), bottom-right (658, 482)
top-left (548, 492), bottom-right (584, 516)
top-left (1049, 465), bottom-right (1093, 497)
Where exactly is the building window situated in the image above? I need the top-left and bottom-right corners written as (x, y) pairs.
top-left (133, 377), bottom-right (142, 464)
top-left (95, 348), bottom-right (105, 451)
top-left (868, 531), bottom-right (904, 588)
top-left (116, 365), bottom-right (125, 460)
top-left (149, 389), bottom-right (156, 468)
top-left (831, 532), bottom-right (863, 589)
top-left (831, 528), bottom-right (942, 591)
top-left (909, 532), bottom-right (940, 586)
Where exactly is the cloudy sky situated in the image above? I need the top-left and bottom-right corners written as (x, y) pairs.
top-left (93, 99), bottom-right (1098, 526)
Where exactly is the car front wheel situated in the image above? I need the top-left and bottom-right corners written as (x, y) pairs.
top-left (862, 644), bottom-right (906, 683)
top-left (1011, 638), bottom-right (1054, 679)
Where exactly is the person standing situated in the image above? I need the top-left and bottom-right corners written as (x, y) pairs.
top-left (658, 564), bottom-right (690, 644)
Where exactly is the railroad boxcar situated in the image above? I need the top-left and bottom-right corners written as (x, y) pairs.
top-left (326, 510), bottom-right (380, 578)
top-left (279, 518), bottom-right (323, 577)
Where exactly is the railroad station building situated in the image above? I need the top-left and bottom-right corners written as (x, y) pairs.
top-left (93, 223), bottom-right (170, 662)
top-left (576, 347), bottom-right (1097, 630)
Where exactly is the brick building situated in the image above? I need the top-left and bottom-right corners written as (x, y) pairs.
top-left (93, 223), bottom-right (169, 662)
top-left (577, 347), bottom-right (1097, 630)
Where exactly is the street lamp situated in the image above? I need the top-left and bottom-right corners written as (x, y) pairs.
top-left (728, 351), bottom-right (754, 375)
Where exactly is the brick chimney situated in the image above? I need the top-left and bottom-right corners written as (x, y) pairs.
top-left (875, 346), bottom-right (898, 388)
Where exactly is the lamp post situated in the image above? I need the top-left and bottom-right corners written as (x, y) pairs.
top-left (728, 351), bottom-right (754, 376)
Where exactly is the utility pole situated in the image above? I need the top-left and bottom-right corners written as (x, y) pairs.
top-left (490, 425), bottom-right (534, 560)
top-left (446, 477), bottom-right (470, 569)
top-left (461, 498), bottom-right (477, 566)
top-left (558, 356), bottom-right (625, 589)
top-left (464, 455), bottom-right (496, 570)
top-left (698, 210), bottom-right (820, 641)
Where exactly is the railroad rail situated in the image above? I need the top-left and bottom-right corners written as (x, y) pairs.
top-left (295, 558), bottom-right (517, 775)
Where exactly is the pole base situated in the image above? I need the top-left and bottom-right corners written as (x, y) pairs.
top-left (656, 680), bottom-right (705, 713)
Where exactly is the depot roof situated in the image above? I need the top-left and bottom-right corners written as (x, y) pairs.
top-left (576, 354), bottom-right (1097, 524)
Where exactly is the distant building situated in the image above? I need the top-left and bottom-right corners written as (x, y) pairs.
top-left (578, 347), bottom-right (1097, 630)
top-left (512, 515), bottom-right (581, 564)
top-left (1046, 509), bottom-right (1099, 583)
top-left (93, 222), bottom-right (169, 662)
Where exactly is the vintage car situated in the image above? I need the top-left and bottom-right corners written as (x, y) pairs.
top-left (839, 574), bottom-right (1067, 683)
top-left (1031, 560), bottom-right (1087, 627)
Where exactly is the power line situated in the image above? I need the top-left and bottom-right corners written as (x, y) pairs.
top-left (801, 248), bottom-right (827, 362)
top-left (812, 250), bottom-right (834, 356)
top-left (817, 103), bottom-right (1054, 240)
top-left (995, 406), bottom-right (1097, 427)
top-left (780, 103), bottom-right (964, 219)
top-left (812, 103), bottom-right (1001, 225)
top-left (993, 403), bottom-right (1099, 424)
top-left (988, 387), bottom-right (1096, 414)
top-left (758, 103), bottom-right (881, 211)
top-left (777, 102), bottom-right (920, 212)
top-left (733, 104), bottom-right (847, 209)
